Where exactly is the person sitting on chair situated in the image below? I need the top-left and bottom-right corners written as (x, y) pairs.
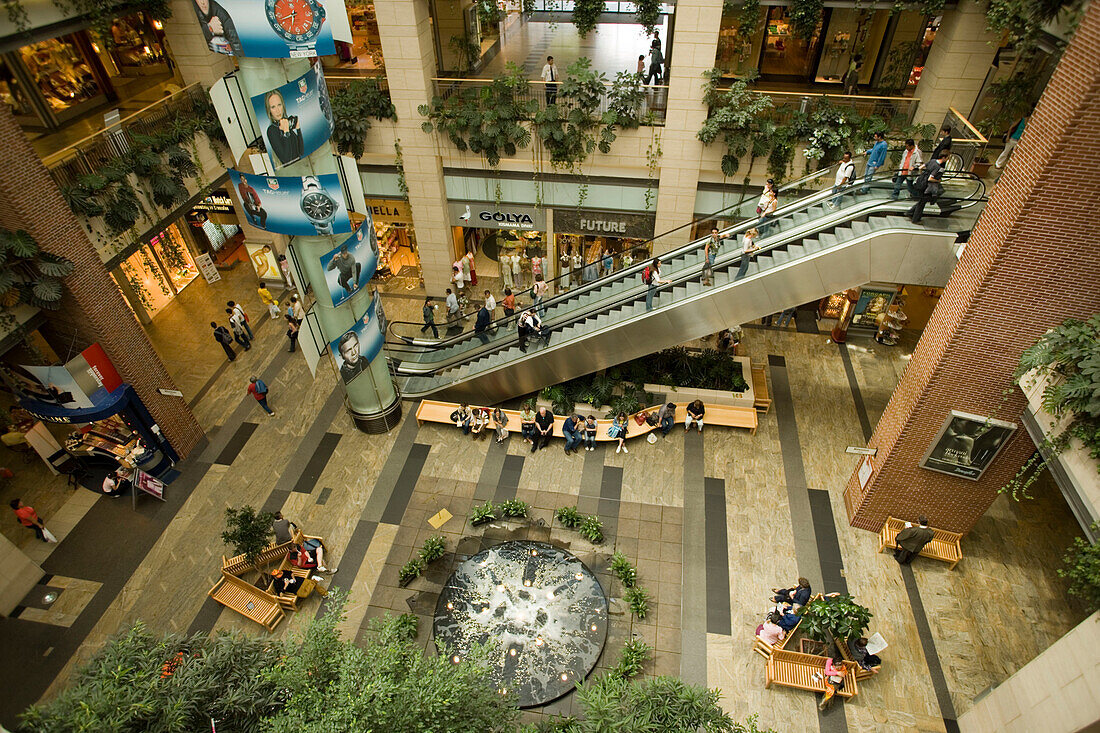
top-left (757, 611), bottom-right (787, 646)
top-left (271, 569), bottom-right (305, 596)
top-left (848, 637), bottom-right (882, 673)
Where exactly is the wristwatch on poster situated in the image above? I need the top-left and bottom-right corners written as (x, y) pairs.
top-left (300, 176), bottom-right (337, 235)
top-left (265, 0), bottom-right (327, 57)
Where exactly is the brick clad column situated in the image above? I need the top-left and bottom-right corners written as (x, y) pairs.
top-left (0, 105), bottom-right (204, 458)
top-left (844, 2), bottom-right (1100, 534)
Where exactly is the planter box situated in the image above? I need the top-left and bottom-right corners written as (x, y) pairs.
top-left (645, 356), bottom-right (755, 407)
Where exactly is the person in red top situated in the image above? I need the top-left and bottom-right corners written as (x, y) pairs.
top-left (10, 498), bottom-right (48, 542)
top-left (237, 179), bottom-right (267, 228)
top-left (247, 376), bottom-right (275, 417)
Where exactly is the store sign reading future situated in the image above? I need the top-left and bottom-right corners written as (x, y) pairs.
top-left (554, 209), bottom-right (656, 240)
top-left (448, 203), bottom-right (545, 231)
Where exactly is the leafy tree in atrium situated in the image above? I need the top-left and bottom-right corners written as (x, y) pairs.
top-left (1058, 523), bottom-right (1100, 612)
top-left (534, 58), bottom-right (617, 168)
top-left (222, 505), bottom-right (275, 582)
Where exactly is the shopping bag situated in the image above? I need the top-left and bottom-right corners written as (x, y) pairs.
top-left (268, 302), bottom-right (281, 320)
top-left (42, 527), bottom-right (58, 543)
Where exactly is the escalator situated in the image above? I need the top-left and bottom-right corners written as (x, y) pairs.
top-left (386, 166), bottom-right (986, 403)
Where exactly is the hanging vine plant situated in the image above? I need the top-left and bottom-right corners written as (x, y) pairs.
top-left (723, 0), bottom-right (761, 38)
top-left (607, 70), bottom-right (646, 130)
top-left (788, 0), bottom-right (824, 40)
top-left (533, 58), bottom-right (616, 168)
top-left (572, 0), bottom-right (604, 37)
top-left (419, 63), bottom-right (537, 166)
top-left (0, 229), bottom-right (75, 316)
top-left (635, 0), bottom-right (661, 38)
top-left (697, 70), bottom-right (774, 178)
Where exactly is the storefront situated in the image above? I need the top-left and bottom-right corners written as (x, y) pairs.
top-left (324, 4), bottom-right (385, 73)
top-left (448, 202), bottom-right (547, 291)
top-left (553, 208), bottom-right (656, 284)
top-left (186, 190), bottom-right (244, 266)
top-left (0, 11), bottom-right (175, 131)
top-left (364, 198), bottom-right (421, 286)
top-left (716, 5), bottom-right (938, 91)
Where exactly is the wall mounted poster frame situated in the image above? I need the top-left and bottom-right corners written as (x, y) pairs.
top-left (919, 410), bottom-right (1017, 480)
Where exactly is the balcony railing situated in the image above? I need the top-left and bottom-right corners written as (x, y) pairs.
top-left (759, 89), bottom-right (920, 127)
top-left (43, 83), bottom-right (211, 190)
top-left (431, 77), bottom-right (670, 124)
top-left (942, 106), bottom-right (989, 170)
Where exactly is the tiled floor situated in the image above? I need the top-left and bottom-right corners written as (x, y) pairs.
top-left (0, 299), bottom-right (1090, 732)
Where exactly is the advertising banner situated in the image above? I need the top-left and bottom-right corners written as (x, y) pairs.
top-left (329, 294), bottom-right (383, 386)
top-left (250, 63), bottom-right (334, 170)
top-left (246, 243), bottom-right (282, 282)
top-left (919, 411), bottom-right (1017, 480)
top-left (231, 170), bottom-right (352, 236)
top-left (318, 213), bottom-right (377, 307)
top-left (192, 0), bottom-right (339, 58)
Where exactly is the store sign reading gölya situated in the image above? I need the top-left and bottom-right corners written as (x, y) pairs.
top-left (448, 203), bottom-right (545, 231)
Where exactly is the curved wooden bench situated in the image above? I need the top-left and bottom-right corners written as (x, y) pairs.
top-left (208, 572), bottom-right (285, 632)
top-left (878, 517), bottom-right (962, 569)
top-left (415, 399), bottom-right (757, 440)
top-left (765, 650), bottom-right (858, 698)
top-left (222, 540), bottom-right (295, 577)
top-left (751, 365), bottom-right (771, 414)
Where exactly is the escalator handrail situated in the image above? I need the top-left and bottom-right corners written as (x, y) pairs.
top-left (388, 165), bottom-right (984, 352)
top-left (386, 154), bottom-right (879, 345)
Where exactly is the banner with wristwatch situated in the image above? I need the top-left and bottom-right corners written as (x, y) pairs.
top-left (229, 169), bottom-right (352, 236)
top-left (328, 293), bottom-right (384, 386)
top-left (318, 212), bottom-right (378, 308)
top-left (192, 0), bottom-right (345, 58)
top-left (250, 63), bottom-right (334, 170)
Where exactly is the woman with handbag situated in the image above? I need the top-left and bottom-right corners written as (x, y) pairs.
top-left (609, 412), bottom-right (629, 454)
top-left (814, 656), bottom-right (849, 710)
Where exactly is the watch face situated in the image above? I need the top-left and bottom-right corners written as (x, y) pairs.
top-left (266, 0), bottom-right (326, 43)
top-left (302, 192), bottom-right (336, 220)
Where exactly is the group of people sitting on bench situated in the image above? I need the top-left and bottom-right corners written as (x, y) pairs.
top-left (757, 577), bottom-right (882, 710)
top-left (269, 539), bottom-right (333, 596)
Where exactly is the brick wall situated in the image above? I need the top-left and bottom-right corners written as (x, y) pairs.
top-left (0, 106), bottom-right (204, 458)
top-left (845, 1), bottom-right (1100, 534)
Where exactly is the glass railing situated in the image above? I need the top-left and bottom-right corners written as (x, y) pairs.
top-left (389, 166), bottom-right (985, 375)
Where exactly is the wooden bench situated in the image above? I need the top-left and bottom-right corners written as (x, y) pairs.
top-left (208, 571), bottom-right (285, 632)
top-left (765, 650), bottom-right (858, 698)
top-left (415, 399), bottom-right (757, 440)
top-left (751, 365), bottom-right (771, 414)
top-left (222, 540), bottom-right (295, 577)
top-left (878, 517), bottom-right (962, 569)
top-left (834, 634), bottom-right (878, 681)
top-left (269, 547), bottom-right (329, 611)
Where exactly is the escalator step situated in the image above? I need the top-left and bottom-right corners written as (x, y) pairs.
top-left (819, 232), bottom-right (838, 248)
top-left (771, 249), bottom-right (790, 265)
top-left (686, 281), bottom-right (702, 296)
top-left (787, 244), bottom-right (805, 259)
top-left (803, 239), bottom-right (821, 254)
top-left (852, 220), bottom-right (872, 235)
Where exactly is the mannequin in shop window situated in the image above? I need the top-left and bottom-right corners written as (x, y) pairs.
top-left (559, 247), bottom-right (571, 289)
top-left (571, 248), bottom-right (583, 287)
top-left (511, 253), bottom-right (523, 289)
top-left (501, 253), bottom-right (514, 289)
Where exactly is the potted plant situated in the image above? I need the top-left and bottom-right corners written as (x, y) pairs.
top-left (470, 501), bottom-right (496, 526)
top-left (799, 593), bottom-right (873, 645)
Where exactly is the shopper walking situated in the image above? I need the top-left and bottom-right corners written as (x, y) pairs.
top-left (211, 321), bottom-right (236, 361)
top-left (421, 297), bottom-right (439, 338)
top-left (891, 138), bottom-right (923, 200)
top-left (829, 152), bottom-right (855, 209)
top-left (226, 308), bottom-right (251, 350)
top-left (735, 228), bottom-right (760, 281)
top-left (445, 288), bottom-right (459, 324)
top-left (227, 300), bottom-right (253, 339)
top-left (474, 302), bottom-right (491, 344)
top-left (541, 56), bottom-right (559, 105)
top-left (501, 288), bottom-right (516, 319)
top-left (287, 295), bottom-right (305, 325)
top-left (996, 113), bottom-right (1028, 168)
top-left (931, 125), bottom-right (953, 162)
top-left (532, 274), bottom-right (548, 317)
top-left (757, 179), bottom-right (778, 236)
top-left (286, 316), bottom-right (300, 352)
top-left (247, 376), bottom-right (275, 416)
top-left (645, 43), bottom-right (663, 85)
top-left (258, 285), bottom-right (279, 319)
top-left (10, 498), bottom-right (53, 542)
top-left (907, 149), bottom-right (949, 224)
top-left (861, 131), bottom-right (887, 193)
top-left (643, 258), bottom-right (669, 311)
top-left (703, 228), bottom-right (724, 286)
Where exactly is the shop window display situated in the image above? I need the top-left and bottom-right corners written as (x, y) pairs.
top-left (330, 4), bottom-right (386, 72)
top-left (759, 7), bottom-right (823, 81)
top-left (0, 61), bottom-right (34, 119)
top-left (92, 14), bottom-right (171, 77)
top-left (148, 226), bottom-right (199, 292)
top-left (18, 37), bottom-right (101, 112)
top-left (119, 246), bottom-right (174, 316)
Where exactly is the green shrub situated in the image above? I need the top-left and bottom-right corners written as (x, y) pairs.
top-left (555, 506), bottom-right (583, 529)
top-left (500, 499), bottom-right (530, 518)
top-left (799, 593), bottom-right (872, 642)
top-left (613, 638), bottom-right (651, 680)
top-left (625, 586), bottom-right (650, 619)
top-left (610, 552), bottom-right (637, 588)
top-left (1058, 523), bottom-right (1100, 612)
top-left (399, 557), bottom-right (425, 585)
top-left (470, 501), bottom-right (496, 525)
top-left (420, 535), bottom-right (447, 564)
top-left (393, 612), bottom-right (420, 641)
top-left (579, 515), bottom-right (604, 544)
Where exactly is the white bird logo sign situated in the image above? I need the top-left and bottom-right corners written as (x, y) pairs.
top-left (459, 205), bottom-right (471, 221)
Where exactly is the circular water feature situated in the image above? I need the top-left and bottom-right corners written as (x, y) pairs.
top-left (433, 540), bottom-right (608, 707)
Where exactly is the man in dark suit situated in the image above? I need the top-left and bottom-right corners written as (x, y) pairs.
top-left (894, 516), bottom-right (935, 564)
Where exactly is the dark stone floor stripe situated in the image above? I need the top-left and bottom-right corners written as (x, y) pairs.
top-left (293, 432), bottom-right (342, 494)
top-left (363, 407), bottom-right (422, 519)
top-left (704, 477), bottom-right (731, 636)
top-left (837, 343), bottom-right (873, 442)
top-left (319, 519), bottom-right (378, 620)
top-left (679, 431), bottom-right (707, 685)
top-left (795, 309), bottom-right (820, 334)
top-left (188, 312), bottom-right (273, 408)
top-left (316, 487), bottom-right (332, 505)
top-left (492, 454), bottom-right (524, 504)
top-left (474, 439), bottom-right (508, 503)
top-left (214, 422), bottom-right (258, 465)
top-left (901, 565), bottom-right (960, 733)
top-left (381, 444), bottom-right (431, 525)
top-left (598, 465), bottom-right (623, 539)
top-left (0, 449), bottom-right (213, 729)
top-left (186, 598), bottom-right (224, 637)
top-left (770, 354), bottom-right (849, 732)
top-left (576, 446), bottom-right (604, 516)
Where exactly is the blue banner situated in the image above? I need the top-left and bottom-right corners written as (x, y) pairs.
top-left (250, 63), bottom-right (334, 169)
top-left (230, 170), bottom-right (351, 236)
top-left (329, 294), bottom-right (383, 385)
top-left (192, 0), bottom-right (338, 58)
top-left (318, 213), bottom-right (377, 307)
